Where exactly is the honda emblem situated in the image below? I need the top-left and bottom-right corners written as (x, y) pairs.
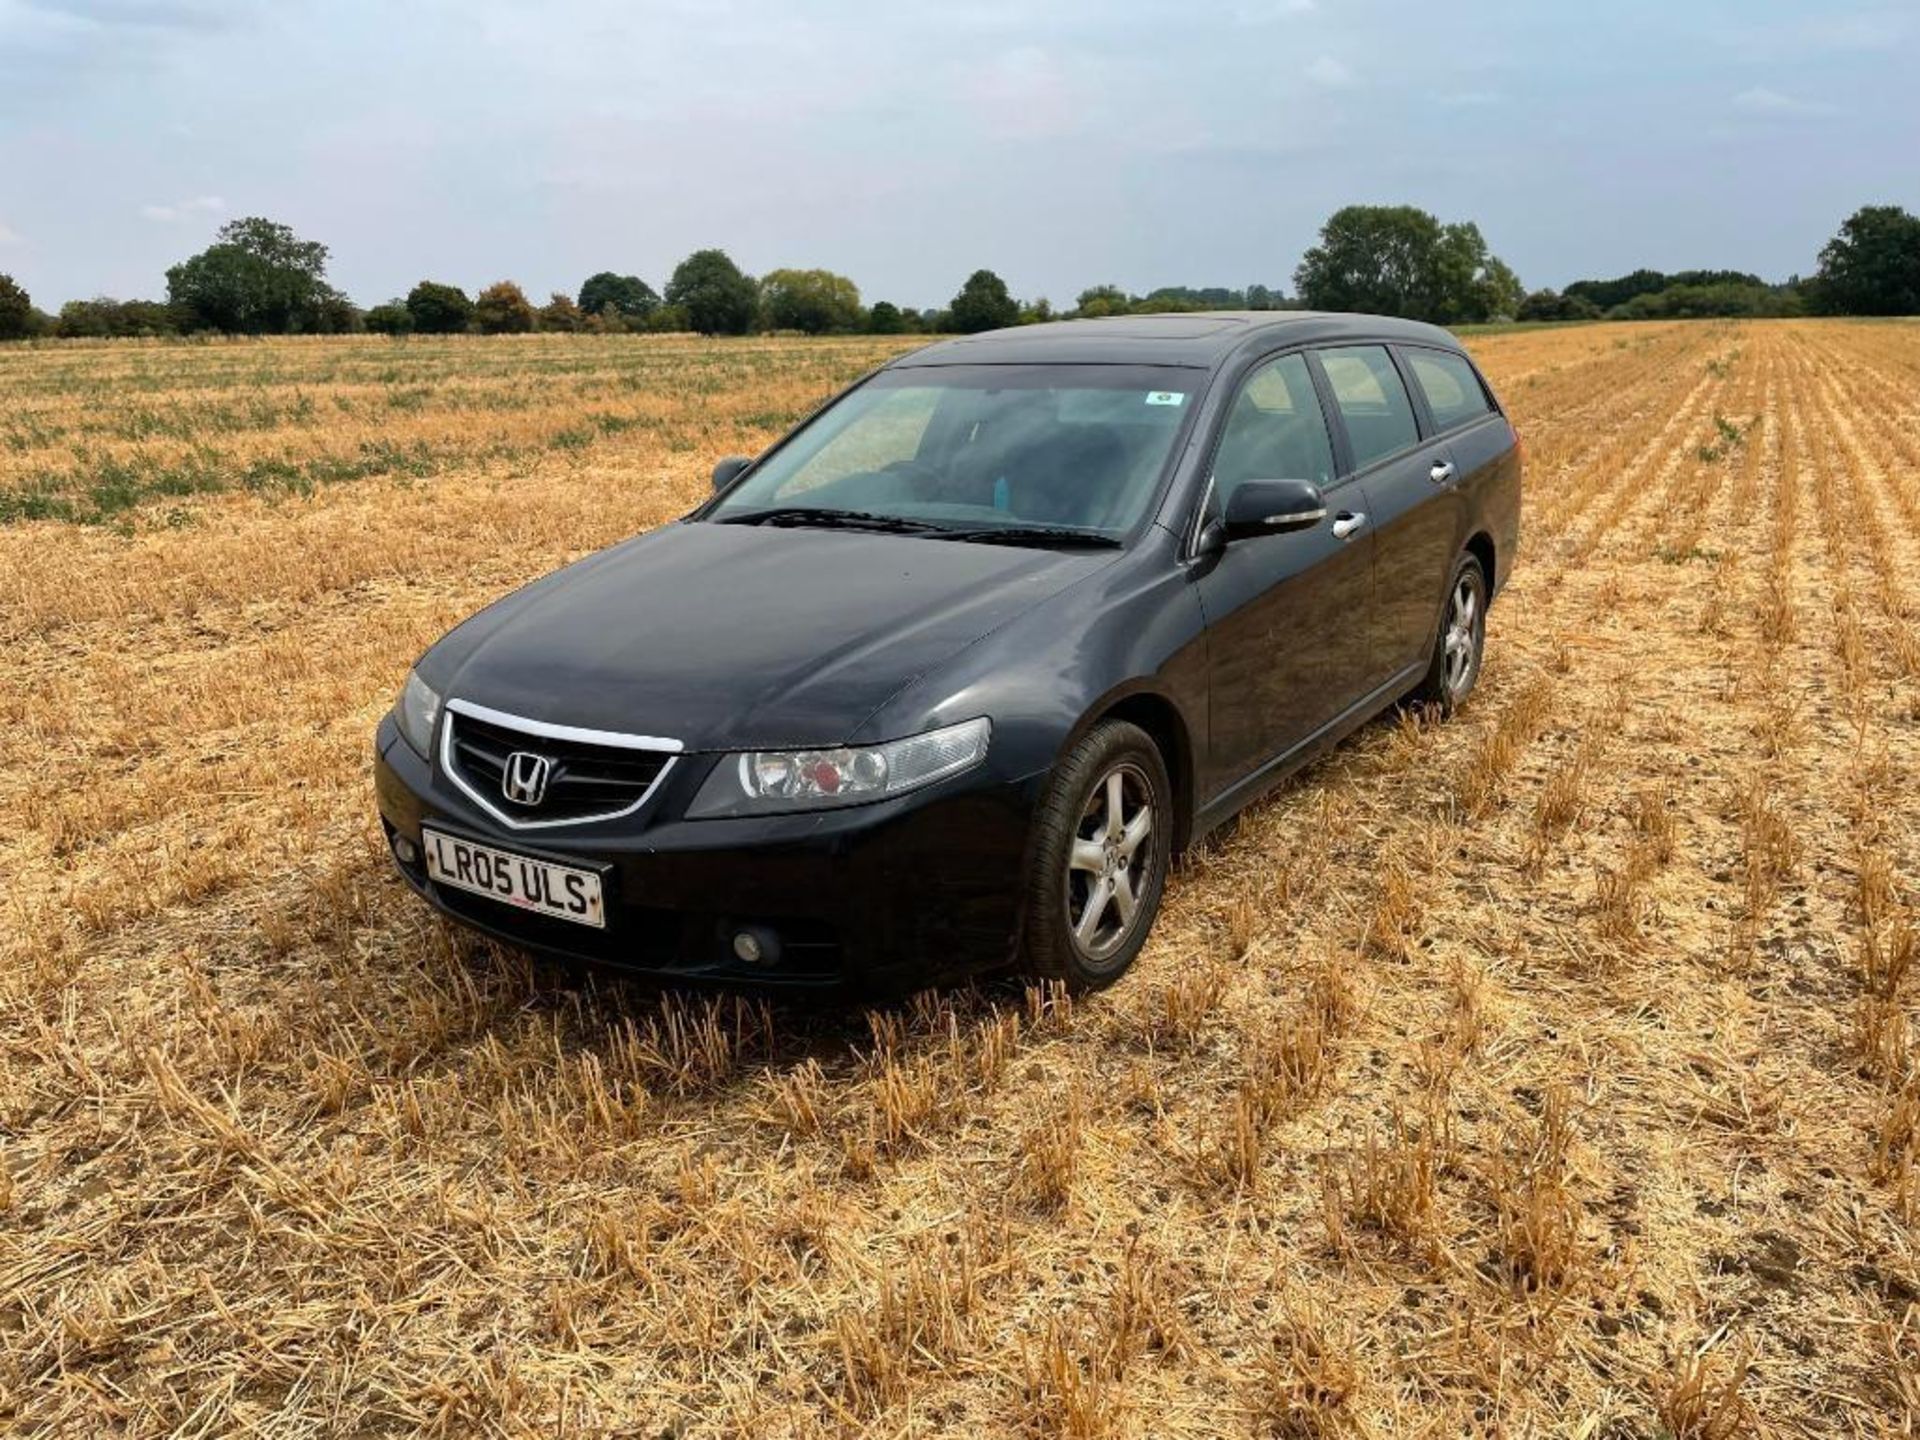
top-left (501, 751), bottom-right (552, 807)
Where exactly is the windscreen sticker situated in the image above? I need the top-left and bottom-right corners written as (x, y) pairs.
top-left (1145, 391), bottom-right (1186, 406)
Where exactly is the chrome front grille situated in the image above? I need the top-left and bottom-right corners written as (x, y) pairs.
top-left (440, 700), bottom-right (679, 829)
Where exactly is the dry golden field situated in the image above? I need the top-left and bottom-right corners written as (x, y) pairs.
top-left (2, 321), bottom-right (1918, 1437)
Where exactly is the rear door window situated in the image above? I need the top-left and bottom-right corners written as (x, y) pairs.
top-left (1316, 345), bottom-right (1419, 472)
top-left (1404, 348), bottom-right (1494, 431)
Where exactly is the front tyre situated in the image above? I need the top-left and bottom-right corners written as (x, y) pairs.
top-left (1022, 720), bottom-right (1172, 990)
top-left (1414, 553), bottom-right (1488, 713)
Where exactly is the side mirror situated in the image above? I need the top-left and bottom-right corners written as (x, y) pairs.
top-left (711, 455), bottom-right (753, 492)
top-left (1221, 478), bottom-right (1327, 542)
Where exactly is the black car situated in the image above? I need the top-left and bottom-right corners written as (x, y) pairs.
top-left (375, 311), bottom-right (1520, 992)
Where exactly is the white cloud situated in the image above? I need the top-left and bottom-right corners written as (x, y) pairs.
top-left (0, 221), bottom-right (23, 246)
top-left (1305, 55), bottom-right (1352, 87)
top-left (139, 193), bottom-right (226, 222)
top-left (1731, 86), bottom-right (1835, 117)
top-left (1438, 90), bottom-right (1503, 108)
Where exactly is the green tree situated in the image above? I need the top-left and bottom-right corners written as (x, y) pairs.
top-left (1516, 288), bottom-right (1600, 323)
top-left (406, 281), bottom-right (473, 334)
top-left (55, 300), bottom-right (112, 339)
top-left (474, 280), bottom-right (536, 334)
top-left (1140, 287), bottom-right (1215, 312)
top-left (665, 249), bottom-right (758, 335)
top-left (865, 300), bottom-right (905, 334)
top-left (1516, 289), bottom-right (1559, 322)
top-left (538, 292), bottom-right (585, 332)
top-left (1074, 284), bottom-right (1133, 319)
top-left (122, 299), bottom-right (178, 335)
top-left (1615, 280), bottom-right (1804, 320)
top-left (1813, 205), bottom-right (1920, 316)
top-left (759, 268), bottom-right (862, 333)
top-left (948, 269), bottom-right (1018, 333)
top-left (1018, 296), bottom-right (1055, 324)
top-left (577, 272), bottom-right (659, 321)
top-left (1563, 268), bottom-right (1669, 312)
top-left (307, 287), bottom-right (360, 334)
top-left (1430, 222), bottom-right (1491, 321)
top-left (1294, 205), bottom-right (1523, 324)
top-left (165, 216), bottom-right (333, 333)
top-left (1295, 206), bottom-right (1442, 318)
top-left (1469, 253), bottom-right (1524, 321)
top-left (54, 297), bottom-right (178, 338)
top-left (0, 274), bottom-right (31, 340)
top-left (365, 301), bottom-right (415, 336)
top-left (645, 302), bottom-right (691, 333)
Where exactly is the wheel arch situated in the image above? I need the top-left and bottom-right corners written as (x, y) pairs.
top-left (1065, 686), bottom-right (1198, 855)
top-left (1464, 529), bottom-right (1497, 597)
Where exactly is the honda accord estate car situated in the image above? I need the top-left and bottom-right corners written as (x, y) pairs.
top-left (375, 311), bottom-right (1520, 991)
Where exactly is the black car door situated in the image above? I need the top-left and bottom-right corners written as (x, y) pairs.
top-left (1398, 342), bottom-right (1511, 579)
top-left (1311, 344), bottom-right (1462, 691)
top-left (1192, 350), bottom-right (1376, 799)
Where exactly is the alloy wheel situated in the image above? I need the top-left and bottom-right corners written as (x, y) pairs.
top-left (1065, 762), bottom-right (1157, 963)
top-left (1442, 573), bottom-right (1482, 699)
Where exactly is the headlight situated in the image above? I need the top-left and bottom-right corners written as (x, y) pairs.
top-left (394, 669), bottom-right (442, 755)
top-left (686, 717), bottom-right (991, 818)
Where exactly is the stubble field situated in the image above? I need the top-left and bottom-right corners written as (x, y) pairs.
top-left (2, 320), bottom-right (1917, 1437)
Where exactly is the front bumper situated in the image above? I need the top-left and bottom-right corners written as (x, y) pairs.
top-left (373, 715), bottom-right (1041, 991)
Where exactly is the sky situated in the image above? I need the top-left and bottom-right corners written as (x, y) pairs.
top-left (1, 0), bottom-right (1914, 311)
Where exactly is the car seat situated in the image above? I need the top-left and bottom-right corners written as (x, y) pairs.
top-left (1005, 425), bottom-right (1127, 527)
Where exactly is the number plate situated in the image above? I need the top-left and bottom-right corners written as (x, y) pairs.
top-left (422, 829), bottom-right (605, 929)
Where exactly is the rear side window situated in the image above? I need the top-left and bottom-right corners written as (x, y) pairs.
top-left (1316, 346), bottom-right (1419, 471)
top-left (1210, 352), bottom-right (1336, 502)
top-left (1405, 348), bottom-right (1494, 431)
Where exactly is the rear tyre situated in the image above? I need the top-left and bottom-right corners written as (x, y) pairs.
top-left (1413, 553), bottom-right (1488, 713)
top-left (1021, 721), bottom-right (1173, 991)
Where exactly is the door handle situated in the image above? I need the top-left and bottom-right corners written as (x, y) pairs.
top-left (1331, 511), bottom-right (1366, 540)
top-left (1429, 460), bottom-right (1457, 485)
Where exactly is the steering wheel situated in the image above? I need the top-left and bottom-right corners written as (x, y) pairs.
top-left (874, 458), bottom-right (954, 504)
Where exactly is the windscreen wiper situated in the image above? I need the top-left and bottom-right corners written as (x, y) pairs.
top-left (927, 525), bottom-right (1124, 548)
top-left (715, 506), bottom-right (947, 535)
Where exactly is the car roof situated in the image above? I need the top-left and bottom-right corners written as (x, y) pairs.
top-left (891, 310), bottom-right (1465, 373)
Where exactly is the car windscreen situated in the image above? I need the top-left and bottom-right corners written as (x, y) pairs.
top-left (706, 364), bottom-right (1204, 538)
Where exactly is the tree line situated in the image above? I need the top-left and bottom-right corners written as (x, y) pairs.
top-left (1516, 207), bottom-right (1920, 322)
top-left (2, 202), bottom-right (1916, 344)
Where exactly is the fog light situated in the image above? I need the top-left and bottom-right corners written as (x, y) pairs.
top-left (392, 835), bottom-right (418, 865)
top-left (731, 926), bottom-right (780, 965)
